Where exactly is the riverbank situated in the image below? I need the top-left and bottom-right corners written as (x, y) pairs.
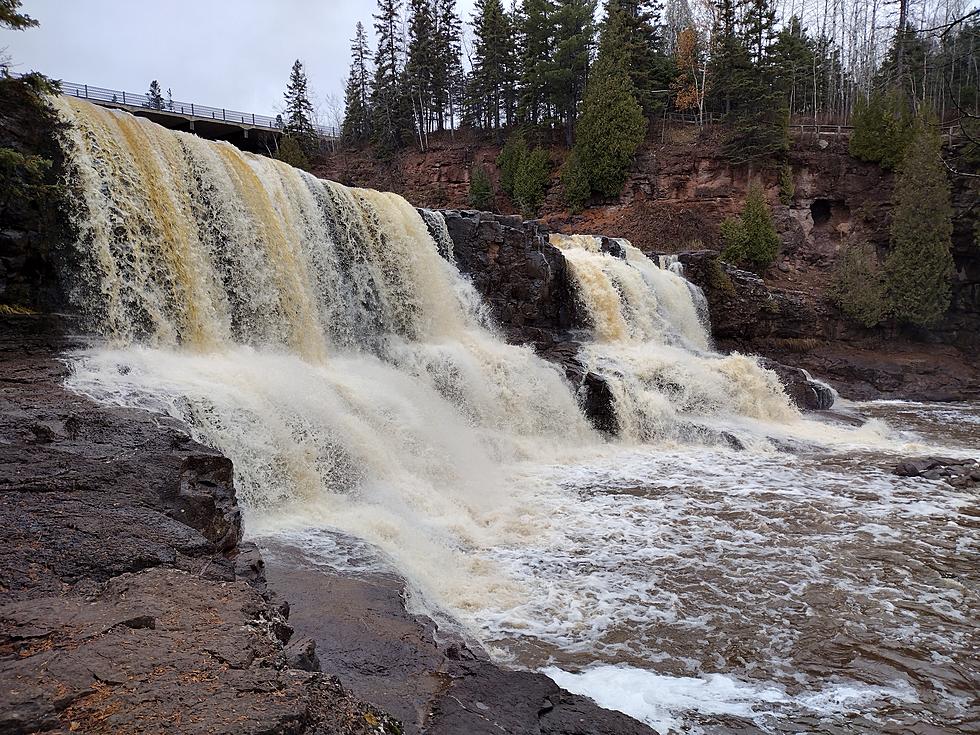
top-left (0, 313), bottom-right (653, 735)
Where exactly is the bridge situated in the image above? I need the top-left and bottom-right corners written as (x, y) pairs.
top-left (59, 80), bottom-right (338, 153)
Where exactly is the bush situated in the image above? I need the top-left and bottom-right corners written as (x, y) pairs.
top-left (497, 131), bottom-right (527, 197)
top-left (560, 149), bottom-right (591, 213)
top-left (778, 164), bottom-right (795, 205)
top-left (513, 147), bottom-right (551, 218)
top-left (468, 165), bottom-right (494, 211)
top-left (275, 135), bottom-right (310, 170)
top-left (720, 185), bottom-right (780, 269)
top-left (830, 241), bottom-right (888, 327)
top-left (884, 115), bottom-right (954, 326)
top-left (849, 89), bottom-right (914, 170)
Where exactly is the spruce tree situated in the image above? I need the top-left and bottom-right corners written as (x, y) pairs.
top-left (830, 241), bottom-right (888, 327)
top-left (885, 117), bottom-right (955, 326)
top-left (469, 165), bottom-right (495, 210)
top-left (470, 0), bottom-right (517, 133)
top-left (342, 22), bottom-right (372, 145)
top-left (517, 0), bottom-right (555, 126)
top-left (283, 60), bottom-right (318, 155)
top-left (560, 149), bottom-right (591, 212)
top-left (720, 185), bottom-right (779, 268)
top-left (145, 80), bottom-right (164, 110)
top-left (849, 88), bottom-right (914, 170)
top-left (573, 8), bottom-right (647, 198)
top-left (371, 0), bottom-right (413, 155)
top-left (497, 130), bottom-right (528, 196)
top-left (432, 0), bottom-right (463, 130)
top-left (0, 0), bottom-right (37, 30)
top-left (275, 136), bottom-right (310, 171)
top-left (406, 0), bottom-right (437, 137)
top-left (514, 147), bottom-right (551, 217)
top-left (549, 0), bottom-right (596, 144)
top-left (605, 0), bottom-right (672, 116)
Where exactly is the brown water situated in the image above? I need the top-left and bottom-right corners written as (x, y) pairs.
top-left (464, 401), bottom-right (979, 734)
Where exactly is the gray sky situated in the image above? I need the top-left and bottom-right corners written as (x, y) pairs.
top-left (1, 0), bottom-right (476, 124)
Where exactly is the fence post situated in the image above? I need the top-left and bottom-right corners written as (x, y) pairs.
top-left (122, 91), bottom-right (126, 104)
top-left (84, 84), bottom-right (88, 98)
top-left (222, 108), bottom-right (226, 121)
top-left (190, 103), bottom-right (194, 116)
top-left (252, 113), bottom-right (255, 125)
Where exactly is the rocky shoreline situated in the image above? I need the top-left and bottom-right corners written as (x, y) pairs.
top-left (0, 314), bottom-right (653, 734)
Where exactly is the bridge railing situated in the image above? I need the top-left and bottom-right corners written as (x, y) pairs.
top-left (59, 80), bottom-right (339, 139)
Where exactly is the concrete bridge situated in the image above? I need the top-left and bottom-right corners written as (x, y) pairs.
top-left (60, 80), bottom-right (338, 153)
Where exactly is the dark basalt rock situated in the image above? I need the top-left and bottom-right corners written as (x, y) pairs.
top-left (894, 457), bottom-right (980, 487)
top-left (759, 358), bottom-right (836, 411)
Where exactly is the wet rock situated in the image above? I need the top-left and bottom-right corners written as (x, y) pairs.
top-left (893, 457), bottom-right (980, 487)
top-left (759, 358), bottom-right (836, 411)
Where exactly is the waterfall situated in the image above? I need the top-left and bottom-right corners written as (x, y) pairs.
top-left (55, 97), bottom-right (596, 611)
top-left (552, 234), bottom-right (797, 443)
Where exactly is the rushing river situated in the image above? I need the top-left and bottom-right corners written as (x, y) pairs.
top-left (54, 97), bottom-right (978, 734)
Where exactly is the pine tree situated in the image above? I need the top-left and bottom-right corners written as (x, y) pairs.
top-left (145, 80), bottom-right (164, 110)
top-left (371, 0), bottom-right (413, 155)
top-left (406, 0), bottom-right (437, 139)
top-left (283, 60), bottom-right (318, 155)
top-left (469, 165), bottom-right (495, 210)
top-left (830, 241), bottom-right (888, 327)
top-left (342, 22), bottom-right (372, 145)
top-left (605, 0), bottom-right (672, 116)
top-left (497, 130), bottom-right (528, 196)
top-left (573, 10), bottom-right (647, 198)
top-left (849, 88), bottom-right (913, 170)
top-left (885, 116), bottom-right (954, 326)
top-left (720, 185), bottom-right (779, 268)
top-left (560, 149), bottom-right (591, 212)
top-left (549, 0), bottom-right (596, 144)
top-left (432, 0), bottom-right (463, 130)
top-left (514, 147), bottom-right (551, 217)
top-left (470, 0), bottom-right (517, 133)
top-left (517, 0), bottom-right (555, 126)
top-left (275, 136), bottom-right (311, 171)
top-left (772, 16), bottom-right (814, 116)
top-left (0, 0), bottom-right (36, 30)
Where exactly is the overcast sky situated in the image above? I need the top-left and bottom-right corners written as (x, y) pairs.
top-left (1, 0), bottom-right (477, 124)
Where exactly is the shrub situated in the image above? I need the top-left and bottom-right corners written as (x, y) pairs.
top-left (884, 115), bottom-right (954, 326)
top-left (275, 135), bottom-right (310, 170)
top-left (720, 185), bottom-right (780, 269)
top-left (778, 164), bottom-right (795, 205)
top-left (468, 165), bottom-right (494, 211)
top-left (497, 131), bottom-right (527, 196)
top-left (849, 89), bottom-right (914, 170)
top-left (829, 241), bottom-right (888, 327)
top-left (513, 147), bottom-right (551, 218)
top-left (560, 149), bottom-right (591, 213)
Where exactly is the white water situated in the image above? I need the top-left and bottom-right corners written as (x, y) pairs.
top-left (54, 98), bottom-right (978, 733)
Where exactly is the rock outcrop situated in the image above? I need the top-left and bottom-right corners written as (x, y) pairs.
top-left (0, 314), bottom-right (401, 735)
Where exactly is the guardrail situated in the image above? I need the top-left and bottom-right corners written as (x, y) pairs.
top-left (59, 80), bottom-right (339, 139)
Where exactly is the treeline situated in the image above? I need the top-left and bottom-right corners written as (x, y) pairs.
top-left (333, 0), bottom-right (978, 160)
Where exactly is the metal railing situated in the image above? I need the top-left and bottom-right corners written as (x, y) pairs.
top-left (59, 80), bottom-right (339, 139)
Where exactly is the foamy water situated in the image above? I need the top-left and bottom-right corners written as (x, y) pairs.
top-left (54, 97), bottom-right (978, 733)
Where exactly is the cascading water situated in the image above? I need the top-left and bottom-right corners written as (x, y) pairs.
top-left (552, 234), bottom-right (797, 444)
top-left (52, 98), bottom-right (977, 734)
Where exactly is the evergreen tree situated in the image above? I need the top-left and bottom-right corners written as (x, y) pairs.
top-left (0, 0), bottom-right (36, 30)
top-left (708, 0), bottom-right (746, 116)
top-left (469, 165), bottom-right (495, 210)
top-left (470, 0), bottom-right (517, 133)
top-left (497, 130), bottom-right (528, 196)
top-left (849, 88), bottom-right (913, 170)
top-left (371, 0), bottom-right (413, 155)
top-left (573, 9), bottom-right (647, 197)
top-left (342, 22), bottom-right (372, 145)
top-left (830, 241), bottom-right (888, 327)
top-left (885, 116), bottom-right (954, 326)
top-left (772, 16), bottom-right (814, 116)
top-left (549, 0), bottom-right (596, 144)
top-left (145, 80), bottom-right (164, 110)
top-left (720, 185), bottom-right (779, 268)
top-left (517, 0), bottom-right (554, 126)
top-left (560, 149), bottom-right (591, 212)
top-left (283, 60), bottom-right (318, 155)
top-left (432, 0), bottom-right (463, 130)
top-left (605, 0), bottom-right (672, 116)
top-left (406, 0), bottom-right (437, 137)
top-left (275, 136), bottom-right (310, 171)
top-left (514, 147), bottom-right (551, 217)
